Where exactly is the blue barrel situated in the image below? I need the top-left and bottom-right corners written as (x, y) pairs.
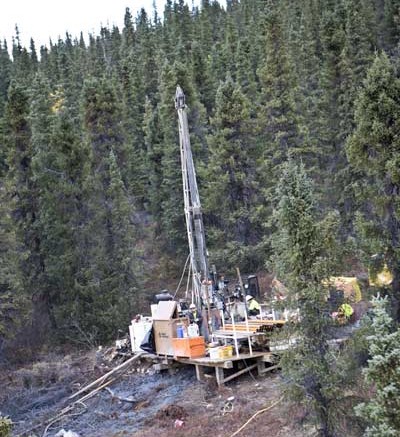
top-left (176, 324), bottom-right (184, 338)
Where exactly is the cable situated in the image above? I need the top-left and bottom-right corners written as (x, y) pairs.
top-left (185, 260), bottom-right (192, 300)
top-left (241, 359), bottom-right (257, 382)
top-left (174, 253), bottom-right (190, 298)
top-left (228, 396), bottom-right (284, 437)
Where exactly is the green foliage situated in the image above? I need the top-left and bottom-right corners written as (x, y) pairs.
top-left (272, 159), bottom-right (340, 436)
top-left (203, 76), bottom-right (263, 270)
top-left (0, 195), bottom-right (25, 338)
top-left (0, 0), bottom-right (398, 350)
top-left (355, 296), bottom-right (400, 436)
top-left (0, 415), bottom-right (12, 437)
top-left (70, 76), bottom-right (140, 343)
top-left (257, 2), bottom-right (300, 163)
top-left (346, 52), bottom-right (400, 320)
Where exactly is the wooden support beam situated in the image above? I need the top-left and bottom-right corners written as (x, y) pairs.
top-left (177, 357), bottom-right (233, 369)
top-left (257, 359), bottom-right (264, 376)
top-left (257, 363), bottom-right (279, 375)
top-left (222, 363), bottom-right (258, 384)
top-left (195, 365), bottom-right (205, 382)
top-left (215, 367), bottom-right (225, 386)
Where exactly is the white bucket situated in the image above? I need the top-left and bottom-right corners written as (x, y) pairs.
top-left (209, 347), bottom-right (220, 359)
top-left (188, 323), bottom-right (199, 337)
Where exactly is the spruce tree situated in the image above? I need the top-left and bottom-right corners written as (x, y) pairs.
top-left (29, 73), bottom-right (91, 337)
top-left (346, 52), bottom-right (400, 321)
top-left (335, 0), bottom-right (376, 230)
top-left (157, 61), bottom-right (189, 260)
top-left (355, 296), bottom-right (400, 436)
top-left (256, 1), bottom-right (303, 248)
top-left (272, 159), bottom-right (339, 437)
top-left (0, 181), bottom-right (25, 340)
top-left (257, 1), bottom-right (301, 164)
top-left (3, 81), bottom-right (38, 304)
top-left (78, 76), bottom-right (139, 342)
top-left (381, 0), bottom-right (400, 51)
top-left (143, 96), bottom-right (163, 222)
top-left (317, 1), bottom-right (346, 207)
top-left (0, 40), bottom-right (11, 118)
top-left (11, 27), bottom-right (35, 84)
top-left (29, 73), bottom-right (58, 328)
top-left (203, 76), bottom-right (262, 270)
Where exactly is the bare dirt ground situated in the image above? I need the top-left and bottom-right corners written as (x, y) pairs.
top-left (0, 350), bottom-right (315, 437)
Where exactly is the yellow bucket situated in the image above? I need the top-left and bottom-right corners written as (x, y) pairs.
top-left (219, 346), bottom-right (233, 359)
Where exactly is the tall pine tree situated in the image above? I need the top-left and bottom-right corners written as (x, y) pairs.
top-left (346, 52), bottom-right (400, 321)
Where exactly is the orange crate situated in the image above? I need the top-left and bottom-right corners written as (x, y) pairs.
top-left (172, 336), bottom-right (206, 358)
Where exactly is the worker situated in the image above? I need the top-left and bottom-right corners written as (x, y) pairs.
top-left (188, 303), bottom-right (203, 333)
top-left (246, 295), bottom-right (260, 316)
top-left (339, 302), bottom-right (354, 321)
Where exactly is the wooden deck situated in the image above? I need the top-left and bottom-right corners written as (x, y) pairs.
top-left (139, 350), bottom-right (279, 385)
top-left (175, 351), bottom-right (278, 385)
top-left (140, 321), bottom-right (284, 385)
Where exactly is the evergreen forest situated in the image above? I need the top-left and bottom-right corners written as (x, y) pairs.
top-left (2, 2), bottom-right (400, 433)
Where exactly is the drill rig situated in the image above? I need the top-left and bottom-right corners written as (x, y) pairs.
top-left (175, 86), bottom-right (216, 313)
top-left (175, 86), bottom-right (263, 333)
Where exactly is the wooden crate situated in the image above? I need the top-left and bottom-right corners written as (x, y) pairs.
top-left (153, 318), bottom-right (188, 356)
top-left (172, 336), bottom-right (206, 358)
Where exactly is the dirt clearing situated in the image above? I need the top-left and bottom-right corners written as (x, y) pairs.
top-left (0, 351), bottom-right (314, 437)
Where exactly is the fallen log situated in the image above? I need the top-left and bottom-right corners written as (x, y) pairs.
top-left (68, 352), bottom-right (144, 400)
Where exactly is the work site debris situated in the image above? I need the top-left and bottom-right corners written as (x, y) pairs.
top-left (54, 429), bottom-right (80, 437)
top-left (174, 419), bottom-right (184, 428)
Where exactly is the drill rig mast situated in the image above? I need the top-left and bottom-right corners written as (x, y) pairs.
top-left (175, 86), bottom-right (210, 307)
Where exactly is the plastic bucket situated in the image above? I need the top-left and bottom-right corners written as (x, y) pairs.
top-left (188, 323), bottom-right (199, 337)
top-left (219, 346), bottom-right (233, 359)
top-left (209, 347), bottom-right (220, 359)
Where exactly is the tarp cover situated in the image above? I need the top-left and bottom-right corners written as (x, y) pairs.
top-left (140, 327), bottom-right (155, 353)
top-left (153, 300), bottom-right (178, 320)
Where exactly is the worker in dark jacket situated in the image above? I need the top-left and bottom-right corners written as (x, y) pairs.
top-left (188, 303), bottom-right (203, 333)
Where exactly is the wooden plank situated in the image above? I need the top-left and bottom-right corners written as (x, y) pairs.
top-left (222, 363), bottom-right (258, 384)
top-left (178, 352), bottom-right (265, 363)
top-left (224, 320), bottom-right (286, 326)
top-left (177, 357), bottom-right (234, 368)
top-left (223, 322), bottom-right (272, 325)
top-left (257, 364), bottom-right (279, 375)
top-left (213, 331), bottom-right (255, 339)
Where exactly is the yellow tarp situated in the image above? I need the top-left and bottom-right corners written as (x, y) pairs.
top-left (324, 277), bottom-right (362, 303)
top-left (369, 264), bottom-right (393, 287)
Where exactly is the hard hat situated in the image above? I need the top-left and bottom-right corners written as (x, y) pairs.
top-left (189, 303), bottom-right (196, 309)
top-left (246, 295), bottom-right (253, 302)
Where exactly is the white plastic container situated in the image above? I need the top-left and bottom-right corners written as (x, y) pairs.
top-left (129, 318), bottom-right (153, 352)
top-left (188, 323), bottom-right (199, 337)
top-left (209, 347), bottom-right (220, 359)
top-left (150, 304), bottom-right (158, 318)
